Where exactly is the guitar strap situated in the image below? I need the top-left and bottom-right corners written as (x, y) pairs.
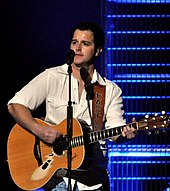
top-left (92, 82), bottom-right (106, 131)
top-left (80, 67), bottom-right (106, 131)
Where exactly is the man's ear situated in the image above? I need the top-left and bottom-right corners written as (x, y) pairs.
top-left (95, 48), bottom-right (102, 57)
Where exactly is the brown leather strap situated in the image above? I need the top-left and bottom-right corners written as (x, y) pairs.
top-left (92, 83), bottom-right (105, 131)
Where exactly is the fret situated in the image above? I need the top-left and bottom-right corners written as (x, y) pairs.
top-left (71, 138), bottom-right (75, 148)
top-left (108, 128), bottom-right (113, 137)
top-left (95, 132), bottom-right (98, 141)
top-left (92, 132), bottom-right (95, 142)
top-left (92, 132), bottom-right (95, 143)
top-left (115, 127), bottom-right (118, 135)
top-left (77, 137), bottom-right (80, 146)
top-left (120, 127), bottom-right (123, 134)
top-left (97, 132), bottom-right (100, 140)
top-left (102, 130), bottom-right (107, 139)
top-left (99, 130), bottom-right (104, 140)
top-left (71, 138), bottom-right (74, 147)
top-left (107, 129), bottom-right (109, 137)
top-left (71, 136), bottom-right (84, 148)
top-left (74, 137), bottom-right (78, 147)
top-left (93, 132), bottom-right (95, 141)
top-left (102, 131), bottom-right (105, 139)
top-left (89, 133), bottom-right (92, 143)
top-left (98, 131), bottom-right (101, 140)
top-left (80, 136), bottom-right (83, 145)
top-left (111, 129), bottom-right (114, 136)
top-left (96, 131), bottom-right (102, 141)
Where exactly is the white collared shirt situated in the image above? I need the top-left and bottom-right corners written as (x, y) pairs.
top-left (8, 63), bottom-right (126, 190)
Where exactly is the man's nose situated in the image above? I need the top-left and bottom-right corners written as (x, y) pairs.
top-left (76, 43), bottom-right (82, 51)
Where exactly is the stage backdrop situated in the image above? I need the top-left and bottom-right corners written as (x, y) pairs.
top-left (101, 0), bottom-right (170, 191)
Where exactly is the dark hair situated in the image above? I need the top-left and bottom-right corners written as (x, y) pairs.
top-left (71, 21), bottom-right (105, 49)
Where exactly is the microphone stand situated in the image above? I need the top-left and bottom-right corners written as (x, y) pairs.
top-left (67, 63), bottom-right (73, 191)
top-left (66, 49), bottom-right (75, 191)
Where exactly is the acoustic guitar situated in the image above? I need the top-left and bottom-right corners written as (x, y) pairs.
top-left (7, 112), bottom-right (169, 190)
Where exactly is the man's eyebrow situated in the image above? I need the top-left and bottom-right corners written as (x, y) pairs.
top-left (71, 39), bottom-right (93, 43)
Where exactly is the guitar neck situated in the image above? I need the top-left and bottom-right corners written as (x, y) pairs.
top-left (70, 111), bottom-right (169, 147)
top-left (88, 122), bottom-right (138, 144)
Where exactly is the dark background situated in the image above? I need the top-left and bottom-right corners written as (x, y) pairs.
top-left (1, 1), bottom-right (102, 190)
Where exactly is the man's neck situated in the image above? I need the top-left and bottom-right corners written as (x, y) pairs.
top-left (71, 63), bottom-right (94, 82)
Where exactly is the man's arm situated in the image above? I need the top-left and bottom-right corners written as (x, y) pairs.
top-left (8, 103), bottom-right (61, 144)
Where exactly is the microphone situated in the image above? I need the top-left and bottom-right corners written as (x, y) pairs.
top-left (65, 49), bottom-right (75, 65)
top-left (80, 67), bottom-right (94, 101)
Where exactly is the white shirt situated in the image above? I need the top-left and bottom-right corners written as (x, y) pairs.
top-left (8, 63), bottom-right (126, 190)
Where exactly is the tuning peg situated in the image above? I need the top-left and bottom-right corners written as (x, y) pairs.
top-left (161, 124), bottom-right (165, 128)
top-left (160, 111), bottom-right (166, 118)
top-left (145, 114), bottom-right (149, 119)
top-left (155, 130), bottom-right (159, 134)
top-left (152, 116), bottom-right (156, 120)
top-left (163, 120), bottom-right (167, 125)
top-left (144, 115), bottom-right (149, 122)
top-left (147, 131), bottom-right (151, 135)
top-left (160, 111), bottom-right (165, 118)
top-left (161, 111), bottom-right (166, 115)
top-left (163, 130), bottom-right (167, 134)
top-left (154, 113), bottom-right (158, 117)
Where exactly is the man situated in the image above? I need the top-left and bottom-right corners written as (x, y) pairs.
top-left (7, 21), bottom-right (136, 191)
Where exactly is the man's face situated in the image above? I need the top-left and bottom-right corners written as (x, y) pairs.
top-left (70, 29), bottom-right (96, 68)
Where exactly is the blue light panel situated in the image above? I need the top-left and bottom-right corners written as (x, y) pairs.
top-left (123, 96), bottom-right (170, 99)
top-left (107, 47), bottom-right (170, 50)
top-left (112, 79), bottom-right (170, 82)
top-left (114, 74), bottom-right (170, 78)
top-left (107, 63), bottom-right (170, 66)
top-left (107, 0), bottom-right (170, 3)
top-left (108, 144), bottom-right (170, 157)
top-left (107, 15), bottom-right (170, 18)
top-left (107, 31), bottom-right (170, 34)
top-left (103, 0), bottom-right (170, 190)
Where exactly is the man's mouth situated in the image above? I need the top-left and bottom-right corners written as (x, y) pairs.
top-left (75, 53), bottom-right (83, 57)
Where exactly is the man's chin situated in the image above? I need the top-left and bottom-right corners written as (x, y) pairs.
top-left (74, 63), bottom-right (85, 68)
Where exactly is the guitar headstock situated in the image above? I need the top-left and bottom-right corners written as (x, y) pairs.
top-left (138, 111), bottom-right (170, 131)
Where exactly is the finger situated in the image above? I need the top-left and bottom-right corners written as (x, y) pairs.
top-left (132, 117), bottom-right (136, 122)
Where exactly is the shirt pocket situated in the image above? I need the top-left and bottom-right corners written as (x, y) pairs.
top-left (46, 96), bottom-right (68, 124)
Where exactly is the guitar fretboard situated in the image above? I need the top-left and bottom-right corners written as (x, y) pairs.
top-left (70, 122), bottom-right (138, 146)
top-left (89, 126), bottom-right (124, 143)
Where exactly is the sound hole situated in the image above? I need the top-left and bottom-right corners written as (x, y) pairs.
top-left (52, 135), bottom-right (68, 155)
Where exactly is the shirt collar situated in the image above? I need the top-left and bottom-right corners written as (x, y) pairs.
top-left (57, 64), bottom-right (106, 86)
top-left (91, 69), bottom-right (106, 86)
top-left (56, 64), bottom-right (68, 74)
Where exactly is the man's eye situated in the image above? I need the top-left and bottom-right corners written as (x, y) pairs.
top-left (83, 42), bottom-right (90, 46)
top-left (72, 41), bottom-right (77, 45)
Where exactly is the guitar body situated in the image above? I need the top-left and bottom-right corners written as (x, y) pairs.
top-left (7, 118), bottom-right (85, 190)
top-left (7, 112), bottom-right (169, 190)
